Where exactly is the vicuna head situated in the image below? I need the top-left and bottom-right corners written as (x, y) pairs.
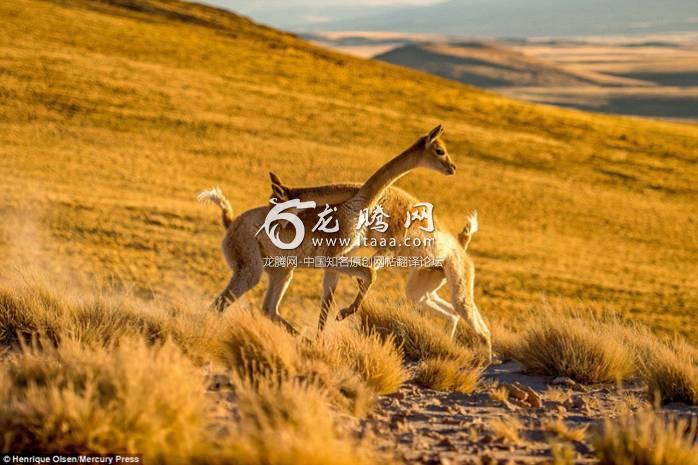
top-left (415, 124), bottom-right (456, 176)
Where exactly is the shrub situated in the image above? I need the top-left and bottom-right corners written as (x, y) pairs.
top-left (0, 337), bottom-right (209, 460)
top-left (639, 337), bottom-right (698, 405)
top-left (220, 310), bottom-right (376, 415)
top-left (0, 286), bottom-right (65, 347)
top-left (358, 299), bottom-right (474, 362)
top-left (224, 374), bottom-right (384, 465)
top-left (415, 355), bottom-right (482, 393)
top-left (488, 417), bottom-right (523, 444)
top-left (319, 325), bottom-right (408, 395)
top-left (511, 311), bottom-right (634, 383)
top-left (542, 418), bottom-right (588, 442)
top-left (219, 308), bottom-right (299, 379)
top-left (594, 408), bottom-right (698, 465)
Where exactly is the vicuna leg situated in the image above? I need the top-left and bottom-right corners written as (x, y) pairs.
top-left (333, 265), bottom-right (376, 322)
top-left (263, 268), bottom-right (298, 334)
top-left (443, 255), bottom-right (492, 360)
top-left (213, 263), bottom-right (263, 312)
top-left (318, 271), bottom-right (340, 335)
top-left (213, 234), bottom-right (264, 312)
top-left (406, 269), bottom-right (460, 339)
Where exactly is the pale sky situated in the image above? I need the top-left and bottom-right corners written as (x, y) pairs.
top-left (203, 0), bottom-right (698, 35)
top-left (203, 0), bottom-right (447, 28)
top-left (216, 1), bottom-right (441, 6)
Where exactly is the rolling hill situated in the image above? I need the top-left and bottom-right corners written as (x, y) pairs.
top-left (1, 0), bottom-right (697, 341)
top-left (375, 41), bottom-right (636, 88)
top-left (374, 39), bottom-right (698, 119)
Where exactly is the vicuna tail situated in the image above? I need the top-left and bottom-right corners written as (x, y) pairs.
top-left (198, 187), bottom-right (234, 229)
top-left (458, 210), bottom-right (478, 249)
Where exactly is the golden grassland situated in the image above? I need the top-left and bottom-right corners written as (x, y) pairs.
top-left (0, 283), bottom-right (397, 462)
top-left (0, 0), bottom-right (696, 341)
top-left (2, 283), bottom-right (698, 461)
top-left (1, 1), bottom-right (698, 461)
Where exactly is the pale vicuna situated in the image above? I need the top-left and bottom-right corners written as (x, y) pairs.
top-left (269, 175), bottom-right (491, 358)
top-left (199, 125), bottom-right (455, 333)
top-left (405, 211), bottom-right (479, 340)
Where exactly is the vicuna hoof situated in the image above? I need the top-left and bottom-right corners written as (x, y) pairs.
top-left (211, 298), bottom-right (228, 313)
top-left (280, 320), bottom-right (300, 336)
top-left (336, 306), bottom-right (357, 321)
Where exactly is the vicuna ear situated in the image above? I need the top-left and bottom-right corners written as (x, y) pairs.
top-left (269, 172), bottom-right (289, 201)
top-left (269, 171), bottom-right (283, 187)
top-left (272, 185), bottom-right (287, 201)
top-left (426, 124), bottom-right (444, 144)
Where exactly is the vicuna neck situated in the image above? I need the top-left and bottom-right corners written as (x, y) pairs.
top-left (353, 141), bottom-right (422, 210)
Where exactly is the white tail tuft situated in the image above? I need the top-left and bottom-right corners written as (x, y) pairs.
top-left (466, 210), bottom-right (478, 235)
top-left (198, 187), bottom-right (234, 228)
top-left (198, 187), bottom-right (226, 208)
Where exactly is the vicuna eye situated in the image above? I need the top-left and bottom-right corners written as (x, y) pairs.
top-left (435, 148), bottom-right (445, 156)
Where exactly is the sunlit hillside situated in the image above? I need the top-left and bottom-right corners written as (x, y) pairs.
top-left (1, 0), bottom-right (697, 341)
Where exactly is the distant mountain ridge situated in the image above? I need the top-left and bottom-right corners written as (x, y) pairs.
top-left (372, 38), bottom-right (698, 119)
top-left (375, 42), bottom-right (616, 88)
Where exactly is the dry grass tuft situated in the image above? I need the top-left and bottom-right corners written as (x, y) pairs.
top-left (542, 418), bottom-right (588, 442)
top-left (358, 300), bottom-right (476, 362)
top-left (545, 387), bottom-right (570, 404)
top-left (488, 416), bottom-right (523, 444)
top-left (490, 383), bottom-right (510, 402)
top-left (0, 284), bottom-right (397, 461)
top-left (297, 355), bottom-right (376, 417)
top-left (227, 374), bottom-right (383, 465)
top-left (219, 308), bottom-right (299, 379)
top-left (594, 408), bottom-right (698, 465)
top-left (549, 442), bottom-right (577, 465)
top-left (0, 286), bottom-right (65, 347)
top-left (315, 325), bottom-right (408, 395)
top-left (0, 284), bottom-right (233, 362)
top-left (0, 336), bottom-right (209, 459)
top-left (638, 337), bottom-right (698, 405)
top-left (358, 300), bottom-right (484, 392)
top-left (510, 311), bottom-right (635, 383)
top-left (218, 308), bottom-right (388, 415)
top-left (415, 355), bottom-right (483, 393)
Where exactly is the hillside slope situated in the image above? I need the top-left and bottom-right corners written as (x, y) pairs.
top-left (1, 0), bottom-right (697, 339)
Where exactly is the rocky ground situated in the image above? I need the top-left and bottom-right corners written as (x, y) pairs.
top-left (206, 361), bottom-right (698, 465)
top-left (357, 361), bottom-right (697, 465)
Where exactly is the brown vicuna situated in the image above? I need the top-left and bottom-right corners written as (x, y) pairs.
top-left (199, 125), bottom-right (455, 334)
